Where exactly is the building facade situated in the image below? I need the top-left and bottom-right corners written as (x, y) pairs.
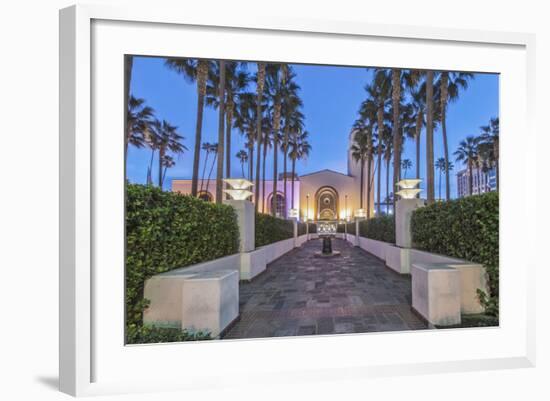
top-left (456, 167), bottom-right (497, 198)
top-left (172, 131), bottom-right (375, 221)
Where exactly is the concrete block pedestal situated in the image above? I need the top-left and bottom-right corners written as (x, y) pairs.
top-left (143, 269), bottom-right (239, 337)
top-left (385, 245), bottom-right (410, 274)
top-left (395, 198), bottom-right (425, 248)
top-left (411, 262), bottom-right (461, 326)
top-left (223, 199), bottom-right (255, 253)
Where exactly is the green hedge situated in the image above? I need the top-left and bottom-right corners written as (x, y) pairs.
top-left (411, 192), bottom-right (499, 315)
top-left (255, 213), bottom-right (294, 247)
top-left (297, 221), bottom-right (307, 236)
top-left (126, 184), bottom-right (239, 343)
top-left (359, 215), bottom-right (395, 243)
top-left (308, 223), bottom-right (317, 233)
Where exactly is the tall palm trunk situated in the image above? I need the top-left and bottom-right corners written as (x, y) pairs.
top-left (440, 72), bottom-right (451, 200)
top-left (241, 162), bottom-right (245, 178)
top-left (225, 100), bottom-right (233, 186)
top-left (158, 147), bottom-right (165, 188)
top-left (262, 140), bottom-right (267, 213)
top-left (272, 106), bottom-right (281, 216)
top-left (205, 153), bottom-right (217, 194)
top-left (377, 147), bottom-right (382, 214)
top-left (248, 132), bottom-right (254, 181)
top-left (291, 157), bottom-right (296, 209)
top-left (468, 161), bottom-right (474, 195)
top-left (391, 69), bottom-right (401, 206)
top-left (124, 55), bottom-right (133, 166)
top-left (283, 124), bottom-right (290, 217)
top-left (254, 63), bottom-right (266, 211)
top-left (425, 70), bottom-right (435, 204)
top-left (191, 60), bottom-right (208, 197)
top-left (200, 150), bottom-right (209, 193)
top-left (359, 158), bottom-right (365, 209)
top-left (385, 157), bottom-right (390, 213)
top-left (415, 111), bottom-right (422, 179)
top-left (215, 60), bottom-right (226, 204)
top-left (438, 170), bottom-right (442, 200)
top-left (494, 140), bottom-right (499, 191)
top-left (147, 148), bottom-right (155, 186)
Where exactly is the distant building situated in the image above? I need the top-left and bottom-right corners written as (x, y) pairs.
top-left (456, 167), bottom-right (497, 198)
top-left (172, 130), bottom-right (375, 221)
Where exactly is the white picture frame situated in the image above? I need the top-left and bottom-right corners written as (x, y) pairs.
top-left (59, 3), bottom-right (536, 397)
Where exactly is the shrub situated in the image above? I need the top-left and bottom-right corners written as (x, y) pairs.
top-left (255, 213), bottom-right (294, 247)
top-left (125, 183), bottom-right (240, 341)
top-left (359, 215), bottom-right (395, 243)
top-left (297, 221), bottom-right (307, 236)
top-left (308, 223), bottom-right (317, 233)
top-left (337, 223), bottom-right (346, 233)
top-left (411, 192), bottom-right (499, 316)
top-left (127, 325), bottom-right (212, 344)
top-left (346, 222), bottom-right (356, 235)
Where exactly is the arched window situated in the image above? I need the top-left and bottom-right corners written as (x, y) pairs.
top-left (269, 193), bottom-right (286, 218)
top-left (197, 191), bottom-right (213, 202)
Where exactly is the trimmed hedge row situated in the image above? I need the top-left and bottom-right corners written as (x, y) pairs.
top-left (126, 184), bottom-right (240, 342)
top-left (359, 215), bottom-right (395, 243)
top-left (411, 192), bottom-right (499, 315)
top-left (255, 213), bottom-right (294, 247)
top-left (308, 223), bottom-right (317, 233)
top-left (297, 221), bottom-right (308, 236)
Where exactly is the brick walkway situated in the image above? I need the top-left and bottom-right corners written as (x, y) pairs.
top-left (223, 238), bottom-right (427, 339)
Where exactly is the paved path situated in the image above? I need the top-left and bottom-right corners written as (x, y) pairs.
top-left (223, 238), bottom-right (427, 339)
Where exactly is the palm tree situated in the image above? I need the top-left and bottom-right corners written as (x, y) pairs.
top-left (289, 130), bottom-right (312, 209)
top-left (215, 60), bottom-right (227, 204)
top-left (454, 136), bottom-right (479, 196)
top-left (124, 55), bottom-right (134, 163)
top-left (436, 72), bottom-right (474, 200)
top-left (265, 64), bottom-right (286, 216)
top-left (408, 85), bottom-right (426, 179)
top-left (205, 143), bottom-right (218, 194)
top-left (425, 70), bottom-right (435, 203)
top-left (126, 96), bottom-right (154, 164)
top-left (254, 62), bottom-right (267, 211)
top-left (383, 131), bottom-right (393, 214)
top-left (206, 62), bottom-right (250, 184)
top-left (351, 130), bottom-right (370, 210)
top-left (279, 67), bottom-right (303, 217)
top-left (261, 117), bottom-right (277, 213)
top-left (234, 92), bottom-right (258, 181)
top-left (236, 150), bottom-right (248, 178)
top-left (165, 58), bottom-right (214, 197)
top-left (401, 159), bottom-right (412, 179)
top-left (480, 117), bottom-right (499, 190)
top-left (161, 155), bottom-right (176, 187)
top-left (151, 119), bottom-right (186, 188)
top-left (200, 142), bottom-right (213, 193)
top-left (435, 158), bottom-right (446, 200)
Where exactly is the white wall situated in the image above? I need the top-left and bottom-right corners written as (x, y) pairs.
top-left (1, 1), bottom-right (548, 401)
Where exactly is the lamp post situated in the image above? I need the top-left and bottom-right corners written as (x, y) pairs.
top-left (306, 194), bottom-right (310, 236)
top-left (344, 194), bottom-right (348, 234)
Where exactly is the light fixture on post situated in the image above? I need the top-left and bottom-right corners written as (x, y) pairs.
top-left (223, 178), bottom-right (254, 200)
top-left (395, 179), bottom-right (422, 199)
top-left (288, 208), bottom-right (299, 219)
top-left (354, 208), bottom-right (366, 219)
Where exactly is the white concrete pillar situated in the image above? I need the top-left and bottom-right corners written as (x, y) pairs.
top-left (395, 198), bottom-right (425, 248)
top-left (223, 199), bottom-right (255, 252)
top-left (354, 219), bottom-right (360, 246)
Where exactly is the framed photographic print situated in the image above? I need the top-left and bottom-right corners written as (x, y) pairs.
top-left (59, 3), bottom-right (536, 397)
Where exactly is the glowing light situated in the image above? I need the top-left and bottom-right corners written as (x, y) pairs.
top-left (396, 179), bottom-right (422, 189)
top-left (223, 178), bottom-right (254, 190)
top-left (395, 188), bottom-right (422, 199)
top-left (354, 208), bottom-right (366, 218)
top-left (288, 208), bottom-right (299, 218)
top-left (223, 189), bottom-right (254, 200)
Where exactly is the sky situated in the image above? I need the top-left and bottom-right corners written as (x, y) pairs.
top-left (127, 56), bottom-right (499, 199)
